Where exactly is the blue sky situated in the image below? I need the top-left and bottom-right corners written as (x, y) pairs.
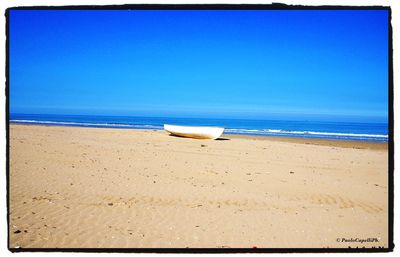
top-left (9, 10), bottom-right (388, 122)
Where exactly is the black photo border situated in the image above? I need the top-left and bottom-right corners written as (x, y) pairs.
top-left (5, 3), bottom-right (394, 253)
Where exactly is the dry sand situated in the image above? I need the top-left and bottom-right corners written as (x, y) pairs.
top-left (9, 124), bottom-right (388, 248)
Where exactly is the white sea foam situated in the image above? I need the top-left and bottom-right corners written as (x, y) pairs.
top-left (10, 119), bottom-right (162, 130)
top-left (224, 128), bottom-right (388, 139)
top-left (10, 119), bottom-right (388, 141)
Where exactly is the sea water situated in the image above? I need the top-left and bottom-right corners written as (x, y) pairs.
top-left (9, 113), bottom-right (388, 142)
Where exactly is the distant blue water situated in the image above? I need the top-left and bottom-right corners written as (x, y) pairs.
top-left (9, 113), bottom-right (388, 142)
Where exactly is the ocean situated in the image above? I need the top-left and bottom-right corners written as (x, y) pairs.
top-left (9, 113), bottom-right (388, 142)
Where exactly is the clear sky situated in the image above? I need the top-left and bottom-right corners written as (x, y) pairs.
top-left (9, 10), bottom-right (388, 122)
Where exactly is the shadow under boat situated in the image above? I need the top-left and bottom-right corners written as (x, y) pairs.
top-left (167, 133), bottom-right (230, 141)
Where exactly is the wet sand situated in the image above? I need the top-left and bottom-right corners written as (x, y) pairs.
top-left (9, 124), bottom-right (388, 248)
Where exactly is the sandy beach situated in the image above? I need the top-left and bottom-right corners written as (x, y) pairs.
top-left (9, 124), bottom-right (388, 248)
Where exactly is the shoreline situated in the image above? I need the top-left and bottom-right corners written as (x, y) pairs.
top-left (9, 123), bottom-right (388, 150)
top-left (226, 133), bottom-right (388, 150)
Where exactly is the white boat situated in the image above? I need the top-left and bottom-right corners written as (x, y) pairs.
top-left (164, 124), bottom-right (224, 140)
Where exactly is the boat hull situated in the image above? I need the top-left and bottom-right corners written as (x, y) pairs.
top-left (164, 124), bottom-right (224, 140)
